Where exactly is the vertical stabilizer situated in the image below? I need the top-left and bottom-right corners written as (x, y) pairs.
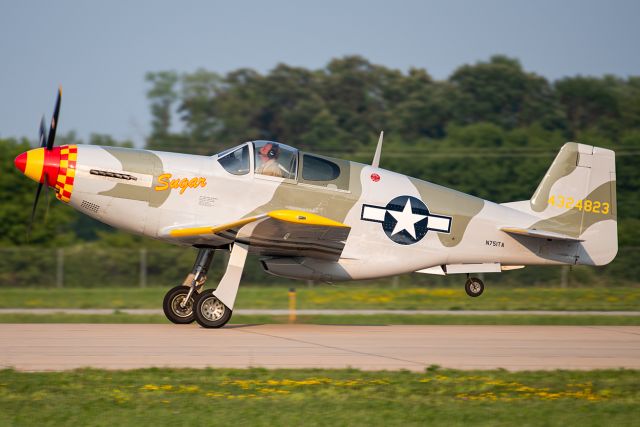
top-left (528, 142), bottom-right (617, 265)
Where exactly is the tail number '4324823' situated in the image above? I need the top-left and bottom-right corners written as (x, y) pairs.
top-left (548, 195), bottom-right (610, 214)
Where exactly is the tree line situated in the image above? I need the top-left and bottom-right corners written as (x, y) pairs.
top-left (1, 55), bottom-right (639, 284)
top-left (146, 55), bottom-right (640, 154)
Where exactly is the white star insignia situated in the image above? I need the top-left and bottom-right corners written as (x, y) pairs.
top-left (388, 199), bottom-right (426, 239)
top-left (360, 197), bottom-right (452, 244)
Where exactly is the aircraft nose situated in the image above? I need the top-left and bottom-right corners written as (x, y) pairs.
top-left (15, 148), bottom-right (45, 183)
top-left (14, 147), bottom-right (61, 186)
top-left (14, 151), bottom-right (28, 174)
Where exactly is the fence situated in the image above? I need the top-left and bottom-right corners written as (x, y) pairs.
top-left (0, 246), bottom-right (638, 288)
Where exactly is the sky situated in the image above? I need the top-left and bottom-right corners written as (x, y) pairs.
top-left (1, 0), bottom-right (639, 147)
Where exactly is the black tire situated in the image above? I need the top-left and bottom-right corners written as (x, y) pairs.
top-left (194, 289), bottom-right (232, 328)
top-left (464, 277), bottom-right (484, 297)
top-left (162, 285), bottom-right (197, 324)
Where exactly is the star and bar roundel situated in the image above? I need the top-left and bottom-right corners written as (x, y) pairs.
top-left (360, 195), bottom-right (452, 245)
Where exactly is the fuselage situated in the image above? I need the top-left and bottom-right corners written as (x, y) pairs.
top-left (14, 141), bottom-right (580, 282)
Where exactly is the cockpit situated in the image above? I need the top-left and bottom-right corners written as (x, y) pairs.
top-left (253, 141), bottom-right (297, 180)
top-left (216, 140), bottom-right (350, 191)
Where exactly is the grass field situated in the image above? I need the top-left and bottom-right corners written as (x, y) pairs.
top-left (0, 313), bottom-right (639, 325)
top-left (0, 367), bottom-right (638, 426)
top-left (1, 285), bottom-right (639, 311)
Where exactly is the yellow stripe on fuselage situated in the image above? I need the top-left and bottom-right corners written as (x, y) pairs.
top-left (24, 148), bottom-right (45, 183)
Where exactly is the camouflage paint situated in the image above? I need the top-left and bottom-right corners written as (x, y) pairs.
top-left (98, 147), bottom-right (170, 208)
top-left (248, 159), bottom-right (364, 222)
top-left (530, 143), bottom-right (579, 212)
top-left (411, 179), bottom-right (485, 247)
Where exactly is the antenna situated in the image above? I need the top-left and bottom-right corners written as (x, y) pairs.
top-left (372, 131), bottom-right (384, 168)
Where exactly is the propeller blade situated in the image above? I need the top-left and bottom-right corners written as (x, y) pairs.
top-left (45, 87), bottom-right (62, 150)
top-left (28, 88), bottom-right (62, 241)
top-left (27, 182), bottom-right (44, 241)
top-left (42, 173), bottom-right (53, 224)
top-left (39, 116), bottom-right (48, 148)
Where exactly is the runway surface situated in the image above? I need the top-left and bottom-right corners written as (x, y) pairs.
top-left (1, 324), bottom-right (639, 372)
top-left (1, 308), bottom-right (638, 316)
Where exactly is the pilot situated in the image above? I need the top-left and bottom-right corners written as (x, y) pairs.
top-left (256, 142), bottom-right (284, 177)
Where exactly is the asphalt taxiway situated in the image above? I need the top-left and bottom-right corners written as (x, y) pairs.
top-left (1, 324), bottom-right (638, 372)
top-left (1, 308), bottom-right (639, 316)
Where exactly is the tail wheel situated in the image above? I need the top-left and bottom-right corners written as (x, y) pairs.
top-left (163, 285), bottom-right (197, 324)
top-left (465, 277), bottom-right (485, 297)
top-left (194, 289), bottom-right (232, 328)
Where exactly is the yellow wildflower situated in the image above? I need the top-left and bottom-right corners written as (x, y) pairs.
top-left (140, 384), bottom-right (159, 391)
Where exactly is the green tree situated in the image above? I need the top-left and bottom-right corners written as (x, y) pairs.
top-left (450, 55), bottom-right (563, 130)
top-left (146, 71), bottom-right (180, 150)
top-left (178, 69), bottom-right (224, 154)
top-left (88, 133), bottom-right (134, 148)
top-left (0, 139), bottom-right (78, 246)
top-left (318, 56), bottom-right (401, 149)
top-left (555, 75), bottom-right (620, 138)
top-left (391, 69), bottom-right (454, 140)
top-left (618, 77), bottom-right (640, 130)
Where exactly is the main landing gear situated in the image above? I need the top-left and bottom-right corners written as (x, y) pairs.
top-left (464, 275), bottom-right (485, 297)
top-left (163, 248), bottom-right (215, 324)
top-left (162, 243), bottom-right (249, 328)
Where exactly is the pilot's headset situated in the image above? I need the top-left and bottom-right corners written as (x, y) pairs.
top-left (261, 143), bottom-right (279, 159)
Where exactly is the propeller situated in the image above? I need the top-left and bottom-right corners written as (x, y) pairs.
top-left (27, 88), bottom-right (62, 241)
top-left (46, 88), bottom-right (62, 150)
top-left (39, 116), bottom-right (47, 148)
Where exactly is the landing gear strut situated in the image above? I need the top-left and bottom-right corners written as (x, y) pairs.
top-left (464, 276), bottom-right (484, 297)
top-left (194, 242), bottom-right (248, 328)
top-left (162, 248), bottom-right (215, 324)
top-left (163, 243), bottom-right (249, 328)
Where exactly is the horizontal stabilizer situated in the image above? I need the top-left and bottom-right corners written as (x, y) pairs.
top-left (415, 266), bottom-right (446, 275)
top-left (500, 227), bottom-right (584, 242)
top-left (416, 263), bottom-right (523, 275)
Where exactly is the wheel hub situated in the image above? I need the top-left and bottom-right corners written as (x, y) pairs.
top-left (201, 296), bottom-right (225, 321)
top-left (470, 282), bottom-right (481, 293)
top-left (171, 294), bottom-right (193, 318)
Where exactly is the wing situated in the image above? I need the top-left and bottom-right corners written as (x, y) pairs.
top-left (162, 210), bottom-right (351, 261)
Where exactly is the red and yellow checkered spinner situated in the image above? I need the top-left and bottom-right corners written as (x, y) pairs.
top-left (14, 145), bottom-right (78, 203)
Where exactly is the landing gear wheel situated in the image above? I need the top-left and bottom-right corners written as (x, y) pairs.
top-left (465, 277), bottom-right (484, 297)
top-left (163, 285), bottom-right (198, 324)
top-left (194, 289), bottom-right (232, 328)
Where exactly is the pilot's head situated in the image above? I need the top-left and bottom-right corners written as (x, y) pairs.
top-left (259, 143), bottom-right (279, 161)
